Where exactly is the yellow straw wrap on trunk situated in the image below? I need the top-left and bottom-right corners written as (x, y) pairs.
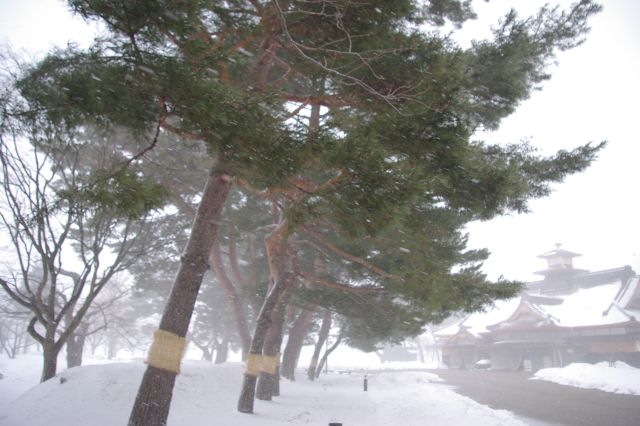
top-left (146, 329), bottom-right (186, 374)
top-left (245, 354), bottom-right (262, 377)
top-left (261, 353), bottom-right (280, 375)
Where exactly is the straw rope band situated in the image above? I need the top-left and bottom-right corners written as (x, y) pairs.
top-left (146, 329), bottom-right (187, 374)
top-left (261, 354), bottom-right (280, 375)
top-left (245, 354), bottom-right (262, 377)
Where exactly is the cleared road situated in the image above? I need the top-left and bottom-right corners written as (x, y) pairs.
top-left (430, 370), bottom-right (640, 426)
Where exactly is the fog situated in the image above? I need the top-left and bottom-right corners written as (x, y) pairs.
top-left (1, 1), bottom-right (639, 425)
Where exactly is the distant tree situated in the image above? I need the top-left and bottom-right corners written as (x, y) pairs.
top-left (306, 308), bottom-right (332, 380)
top-left (315, 329), bottom-right (343, 379)
top-left (0, 296), bottom-right (33, 359)
top-left (0, 127), bottom-right (164, 381)
top-left (100, 296), bottom-right (159, 360)
top-left (280, 305), bottom-right (315, 380)
top-left (64, 273), bottom-right (131, 367)
top-left (189, 270), bottom-right (239, 363)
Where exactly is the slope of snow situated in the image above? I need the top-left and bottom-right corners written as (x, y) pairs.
top-left (532, 361), bottom-right (640, 395)
top-left (0, 355), bottom-right (43, 414)
top-left (0, 356), bottom-right (528, 426)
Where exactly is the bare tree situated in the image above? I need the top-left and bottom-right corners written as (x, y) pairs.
top-left (0, 133), bottom-right (158, 381)
top-left (64, 274), bottom-right (132, 367)
top-left (0, 295), bottom-right (33, 358)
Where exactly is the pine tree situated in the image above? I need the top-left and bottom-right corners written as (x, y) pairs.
top-left (8, 0), bottom-right (605, 423)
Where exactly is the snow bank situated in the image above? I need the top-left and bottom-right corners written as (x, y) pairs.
top-left (0, 358), bottom-right (528, 426)
top-left (0, 355), bottom-right (44, 413)
top-left (532, 361), bottom-right (640, 395)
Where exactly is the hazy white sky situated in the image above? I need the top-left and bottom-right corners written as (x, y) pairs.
top-left (464, 0), bottom-right (640, 281)
top-left (1, 0), bottom-right (638, 282)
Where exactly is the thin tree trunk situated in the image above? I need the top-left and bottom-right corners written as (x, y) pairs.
top-left (271, 333), bottom-right (283, 397)
top-left (201, 346), bottom-right (213, 362)
top-left (22, 334), bottom-right (31, 355)
top-left (214, 335), bottom-right (229, 364)
top-left (281, 307), bottom-right (314, 381)
top-left (237, 216), bottom-right (289, 413)
top-left (192, 338), bottom-right (214, 361)
top-left (8, 328), bottom-right (18, 359)
top-left (107, 333), bottom-right (119, 360)
top-left (0, 327), bottom-right (9, 358)
top-left (268, 303), bottom-right (288, 398)
top-left (90, 341), bottom-right (99, 356)
top-left (209, 239), bottom-right (251, 358)
top-left (128, 168), bottom-right (232, 426)
top-left (316, 332), bottom-right (342, 379)
top-left (228, 236), bottom-right (246, 294)
top-left (307, 309), bottom-right (331, 381)
top-left (415, 337), bottom-right (426, 363)
top-left (256, 303), bottom-right (285, 400)
top-left (245, 233), bottom-right (263, 315)
top-left (237, 273), bottom-right (291, 413)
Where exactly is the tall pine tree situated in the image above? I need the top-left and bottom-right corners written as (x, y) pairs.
top-left (8, 0), bottom-right (604, 423)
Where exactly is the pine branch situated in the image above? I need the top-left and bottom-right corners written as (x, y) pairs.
top-left (298, 270), bottom-right (384, 294)
top-left (302, 226), bottom-right (396, 279)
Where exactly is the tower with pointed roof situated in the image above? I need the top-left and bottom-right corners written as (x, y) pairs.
top-left (531, 244), bottom-right (588, 293)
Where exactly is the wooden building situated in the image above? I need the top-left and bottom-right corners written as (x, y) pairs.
top-left (436, 246), bottom-right (640, 371)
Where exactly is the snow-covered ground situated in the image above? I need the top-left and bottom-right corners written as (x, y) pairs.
top-left (3, 351), bottom-right (640, 425)
top-left (533, 361), bottom-right (640, 395)
top-left (0, 353), bottom-right (528, 426)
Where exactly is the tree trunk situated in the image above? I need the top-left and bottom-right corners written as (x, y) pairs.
top-left (67, 323), bottom-right (89, 368)
top-left (270, 306), bottom-right (287, 398)
top-left (192, 339), bottom-right (214, 362)
top-left (256, 304), bottom-right (285, 400)
top-left (0, 327), bottom-right (10, 359)
top-left (107, 333), bottom-right (119, 360)
top-left (244, 233), bottom-right (263, 315)
top-left (228, 236), bottom-right (246, 294)
top-left (66, 334), bottom-right (86, 368)
top-left (41, 339), bottom-right (59, 382)
top-left (90, 341), bottom-right (100, 356)
top-left (214, 336), bottom-right (229, 364)
top-left (237, 273), bottom-right (291, 413)
top-left (316, 332), bottom-right (342, 379)
top-left (415, 337), bottom-right (426, 363)
top-left (281, 307), bottom-right (314, 381)
top-left (128, 168), bottom-right (232, 426)
top-left (209, 240), bottom-right (251, 358)
top-left (201, 346), bottom-right (213, 362)
top-left (22, 334), bottom-right (31, 355)
top-left (307, 309), bottom-right (331, 381)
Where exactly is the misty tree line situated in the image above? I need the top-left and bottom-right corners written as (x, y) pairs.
top-left (0, 1), bottom-right (604, 425)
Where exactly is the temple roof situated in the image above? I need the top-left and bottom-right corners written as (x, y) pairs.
top-left (537, 244), bottom-right (582, 260)
top-left (438, 274), bottom-right (638, 343)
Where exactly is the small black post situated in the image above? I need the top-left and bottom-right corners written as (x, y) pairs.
top-left (363, 374), bottom-right (368, 392)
